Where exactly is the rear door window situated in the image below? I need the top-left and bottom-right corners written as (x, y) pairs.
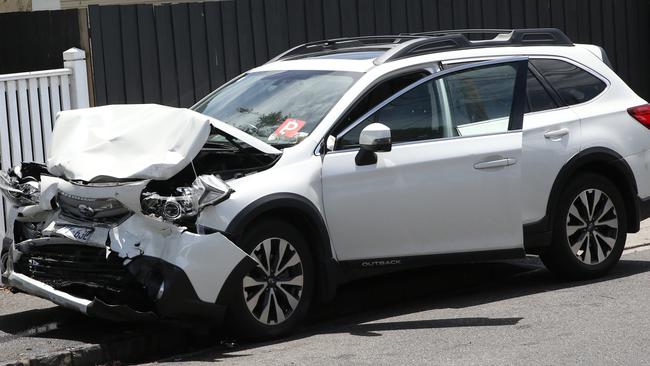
top-left (525, 71), bottom-right (557, 113)
top-left (531, 59), bottom-right (606, 106)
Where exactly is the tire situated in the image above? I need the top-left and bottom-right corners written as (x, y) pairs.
top-left (225, 219), bottom-right (314, 341)
top-left (540, 173), bottom-right (627, 280)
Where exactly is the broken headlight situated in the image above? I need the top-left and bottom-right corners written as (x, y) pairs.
top-left (141, 175), bottom-right (232, 222)
top-left (0, 168), bottom-right (40, 206)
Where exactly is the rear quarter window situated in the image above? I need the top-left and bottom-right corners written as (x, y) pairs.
top-left (531, 59), bottom-right (607, 106)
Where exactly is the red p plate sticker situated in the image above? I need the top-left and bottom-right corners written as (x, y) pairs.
top-left (273, 118), bottom-right (305, 138)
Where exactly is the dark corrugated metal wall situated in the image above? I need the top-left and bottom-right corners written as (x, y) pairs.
top-left (0, 10), bottom-right (81, 74)
top-left (88, 0), bottom-right (650, 106)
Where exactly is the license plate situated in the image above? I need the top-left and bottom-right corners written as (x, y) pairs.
top-left (55, 225), bottom-right (94, 242)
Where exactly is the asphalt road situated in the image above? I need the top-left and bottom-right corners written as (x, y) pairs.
top-left (3, 221), bottom-right (650, 365)
top-left (156, 249), bottom-right (650, 366)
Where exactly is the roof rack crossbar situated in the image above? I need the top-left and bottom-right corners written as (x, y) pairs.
top-left (268, 35), bottom-right (422, 63)
top-left (404, 29), bottom-right (515, 37)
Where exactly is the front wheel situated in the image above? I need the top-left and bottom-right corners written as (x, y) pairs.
top-left (541, 173), bottom-right (627, 280)
top-left (226, 220), bottom-right (314, 341)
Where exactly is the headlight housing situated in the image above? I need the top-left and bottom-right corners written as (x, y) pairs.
top-left (141, 175), bottom-right (232, 222)
top-left (0, 168), bottom-right (40, 206)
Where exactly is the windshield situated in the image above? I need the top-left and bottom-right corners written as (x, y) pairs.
top-left (193, 70), bottom-right (361, 146)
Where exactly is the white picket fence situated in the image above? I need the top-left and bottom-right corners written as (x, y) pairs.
top-left (0, 48), bottom-right (89, 239)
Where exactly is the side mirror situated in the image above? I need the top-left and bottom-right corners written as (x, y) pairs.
top-left (356, 123), bottom-right (391, 166)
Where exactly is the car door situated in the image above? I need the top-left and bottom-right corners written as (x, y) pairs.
top-left (521, 62), bottom-right (582, 227)
top-left (321, 58), bottom-right (528, 261)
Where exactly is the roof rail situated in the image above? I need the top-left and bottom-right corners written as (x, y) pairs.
top-left (374, 35), bottom-right (472, 64)
top-left (269, 28), bottom-right (573, 64)
top-left (403, 28), bottom-right (572, 44)
top-left (377, 28), bottom-right (573, 64)
top-left (267, 35), bottom-right (421, 63)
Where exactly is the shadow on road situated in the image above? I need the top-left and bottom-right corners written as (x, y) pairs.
top-left (172, 257), bottom-right (650, 362)
top-left (2, 257), bottom-right (650, 363)
top-left (341, 317), bottom-right (524, 337)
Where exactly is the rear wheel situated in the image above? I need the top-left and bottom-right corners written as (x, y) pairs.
top-left (541, 173), bottom-right (627, 279)
top-left (226, 220), bottom-right (314, 340)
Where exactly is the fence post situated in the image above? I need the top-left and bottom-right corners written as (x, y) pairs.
top-left (63, 47), bottom-right (90, 109)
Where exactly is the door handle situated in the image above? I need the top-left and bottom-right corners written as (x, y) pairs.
top-left (544, 128), bottom-right (569, 140)
top-left (473, 158), bottom-right (517, 170)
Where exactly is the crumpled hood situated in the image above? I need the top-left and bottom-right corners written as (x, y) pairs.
top-left (47, 104), bottom-right (280, 182)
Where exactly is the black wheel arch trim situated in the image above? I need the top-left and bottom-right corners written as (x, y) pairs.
top-left (524, 147), bottom-right (640, 253)
top-left (224, 193), bottom-right (339, 302)
top-left (639, 196), bottom-right (650, 222)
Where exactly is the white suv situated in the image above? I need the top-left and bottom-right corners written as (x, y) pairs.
top-left (2, 29), bottom-right (650, 339)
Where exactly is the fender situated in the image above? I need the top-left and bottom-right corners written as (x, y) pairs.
top-left (224, 193), bottom-right (339, 302)
top-left (524, 147), bottom-right (639, 253)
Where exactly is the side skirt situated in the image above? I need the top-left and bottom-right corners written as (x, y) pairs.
top-left (336, 248), bottom-right (526, 283)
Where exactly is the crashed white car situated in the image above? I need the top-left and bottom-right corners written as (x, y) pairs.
top-left (3, 29), bottom-right (650, 340)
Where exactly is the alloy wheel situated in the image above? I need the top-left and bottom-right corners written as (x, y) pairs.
top-left (242, 238), bottom-right (304, 325)
top-left (566, 188), bottom-right (619, 265)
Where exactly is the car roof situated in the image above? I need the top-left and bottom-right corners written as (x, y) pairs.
top-left (253, 44), bottom-right (604, 74)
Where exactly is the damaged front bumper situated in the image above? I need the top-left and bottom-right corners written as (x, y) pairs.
top-left (0, 179), bottom-right (257, 324)
top-left (3, 268), bottom-right (157, 322)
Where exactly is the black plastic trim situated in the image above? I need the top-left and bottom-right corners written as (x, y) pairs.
top-left (639, 196), bottom-right (650, 221)
top-left (127, 256), bottom-right (227, 324)
top-left (225, 193), bottom-right (339, 302)
top-left (509, 59), bottom-right (529, 131)
top-left (523, 147), bottom-right (640, 253)
top-left (522, 229), bottom-right (552, 255)
top-left (214, 254), bottom-right (258, 307)
top-left (338, 248), bottom-right (525, 282)
top-left (355, 148), bottom-right (378, 166)
top-left (87, 299), bottom-right (159, 322)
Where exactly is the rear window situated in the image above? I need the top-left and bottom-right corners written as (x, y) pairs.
top-left (531, 59), bottom-right (606, 106)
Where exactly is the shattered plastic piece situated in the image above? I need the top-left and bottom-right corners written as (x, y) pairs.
top-left (220, 340), bottom-right (237, 349)
top-left (0, 170), bottom-right (40, 206)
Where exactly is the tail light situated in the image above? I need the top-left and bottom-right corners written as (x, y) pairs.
top-left (628, 104), bottom-right (650, 129)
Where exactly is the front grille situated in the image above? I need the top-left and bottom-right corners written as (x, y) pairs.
top-left (14, 244), bottom-right (152, 310)
top-left (57, 192), bottom-right (131, 224)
